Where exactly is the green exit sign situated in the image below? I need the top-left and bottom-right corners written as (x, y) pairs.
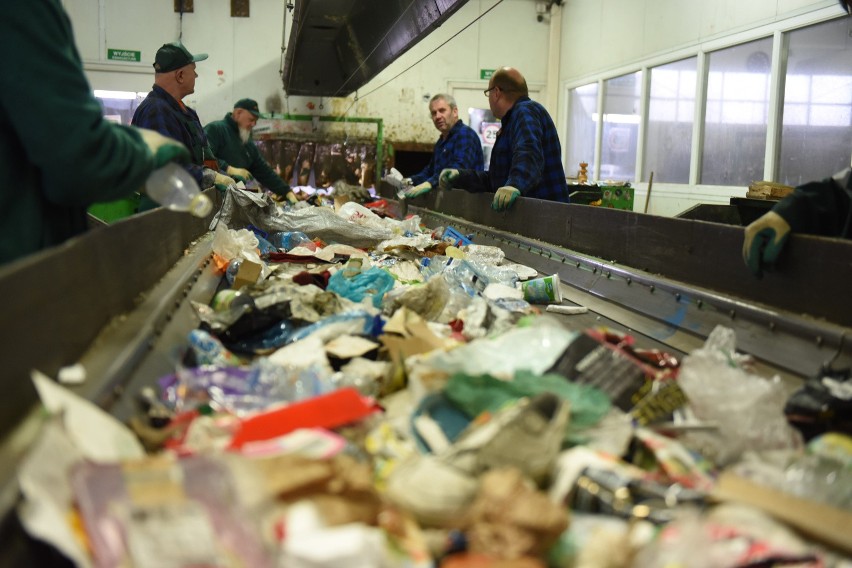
top-left (107, 48), bottom-right (141, 62)
top-left (480, 69), bottom-right (495, 80)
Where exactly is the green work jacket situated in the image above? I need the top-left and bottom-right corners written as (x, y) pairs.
top-left (0, 0), bottom-right (155, 265)
top-left (204, 113), bottom-right (289, 196)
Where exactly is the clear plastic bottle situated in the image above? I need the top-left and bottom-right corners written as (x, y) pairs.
top-left (145, 162), bottom-right (213, 217)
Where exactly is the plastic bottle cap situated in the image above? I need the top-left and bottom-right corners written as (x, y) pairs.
top-left (188, 194), bottom-right (213, 217)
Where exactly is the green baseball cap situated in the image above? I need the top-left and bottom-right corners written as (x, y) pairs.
top-left (234, 98), bottom-right (261, 118)
top-left (153, 42), bottom-right (208, 73)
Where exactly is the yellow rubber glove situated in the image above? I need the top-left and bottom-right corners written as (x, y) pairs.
top-left (136, 128), bottom-right (190, 168)
top-left (742, 211), bottom-right (791, 277)
top-left (404, 181), bottom-right (432, 198)
top-left (492, 186), bottom-right (521, 211)
top-left (438, 169), bottom-right (459, 191)
top-left (227, 165), bottom-right (253, 181)
top-left (214, 172), bottom-right (236, 191)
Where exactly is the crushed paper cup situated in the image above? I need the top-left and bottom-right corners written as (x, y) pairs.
top-left (520, 274), bottom-right (562, 304)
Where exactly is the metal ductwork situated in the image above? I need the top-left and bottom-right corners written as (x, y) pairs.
top-left (282, 0), bottom-right (470, 97)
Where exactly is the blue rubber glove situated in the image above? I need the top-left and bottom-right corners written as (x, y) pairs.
top-left (438, 168), bottom-right (459, 191)
top-left (492, 186), bottom-right (521, 211)
top-left (742, 211), bottom-right (791, 277)
top-left (137, 127), bottom-right (190, 167)
top-left (404, 181), bottom-right (432, 198)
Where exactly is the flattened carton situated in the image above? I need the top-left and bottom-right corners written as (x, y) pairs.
top-left (601, 185), bottom-right (634, 211)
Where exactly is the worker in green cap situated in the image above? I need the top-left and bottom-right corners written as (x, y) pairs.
top-left (0, 1), bottom-right (190, 265)
top-left (132, 41), bottom-right (235, 212)
top-left (205, 98), bottom-right (299, 204)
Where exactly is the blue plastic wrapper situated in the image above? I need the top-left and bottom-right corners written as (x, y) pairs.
top-left (255, 234), bottom-right (277, 256)
top-left (327, 267), bottom-right (395, 308)
top-left (287, 310), bottom-right (380, 344)
top-left (157, 361), bottom-right (334, 415)
top-left (227, 319), bottom-right (301, 354)
top-left (269, 231), bottom-right (312, 251)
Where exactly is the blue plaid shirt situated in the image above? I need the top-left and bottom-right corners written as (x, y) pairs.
top-left (457, 97), bottom-right (569, 203)
top-left (410, 120), bottom-right (484, 187)
top-left (131, 85), bottom-right (214, 187)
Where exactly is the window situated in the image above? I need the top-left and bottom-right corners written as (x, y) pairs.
top-left (565, 83), bottom-right (598, 180)
top-left (779, 18), bottom-right (852, 186)
top-left (600, 72), bottom-right (641, 183)
top-left (701, 38), bottom-right (773, 185)
top-left (93, 90), bottom-right (148, 125)
top-left (644, 57), bottom-right (697, 183)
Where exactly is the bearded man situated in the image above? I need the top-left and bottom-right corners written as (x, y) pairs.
top-left (204, 98), bottom-right (298, 204)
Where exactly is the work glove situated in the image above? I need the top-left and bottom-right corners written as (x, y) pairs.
top-left (214, 172), bottom-right (236, 191)
top-left (227, 166), bottom-right (253, 181)
top-left (742, 211), bottom-right (791, 277)
top-left (404, 181), bottom-right (432, 198)
top-left (438, 168), bottom-right (459, 191)
top-left (137, 128), bottom-right (190, 168)
top-left (492, 186), bottom-right (521, 211)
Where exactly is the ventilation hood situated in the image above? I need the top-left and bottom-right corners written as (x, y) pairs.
top-left (282, 0), bottom-right (470, 97)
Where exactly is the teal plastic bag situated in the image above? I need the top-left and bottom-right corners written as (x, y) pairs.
top-left (444, 371), bottom-right (611, 445)
top-left (327, 267), bottom-right (395, 308)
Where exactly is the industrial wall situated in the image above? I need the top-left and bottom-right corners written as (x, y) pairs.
top-left (63, 0), bottom-right (550, 145)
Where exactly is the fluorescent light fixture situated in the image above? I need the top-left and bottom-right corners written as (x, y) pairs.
top-left (93, 90), bottom-right (137, 100)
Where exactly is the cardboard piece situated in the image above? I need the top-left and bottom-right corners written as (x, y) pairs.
top-left (712, 471), bottom-right (852, 555)
top-left (233, 259), bottom-right (262, 289)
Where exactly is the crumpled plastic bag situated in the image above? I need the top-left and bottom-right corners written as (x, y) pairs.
top-left (424, 317), bottom-right (577, 380)
top-left (211, 224), bottom-right (272, 281)
top-left (212, 187), bottom-right (394, 248)
top-left (677, 326), bottom-right (802, 465)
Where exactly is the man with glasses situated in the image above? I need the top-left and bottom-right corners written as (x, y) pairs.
top-left (132, 42), bottom-right (235, 210)
top-left (743, 0), bottom-right (852, 276)
top-left (438, 67), bottom-right (570, 211)
top-left (402, 93), bottom-right (484, 198)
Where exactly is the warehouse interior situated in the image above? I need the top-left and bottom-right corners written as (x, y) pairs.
top-left (1, 0), bottom-right (851, 566)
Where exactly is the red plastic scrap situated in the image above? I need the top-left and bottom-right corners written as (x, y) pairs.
top-left (228, 387), bottom-right (380, 449)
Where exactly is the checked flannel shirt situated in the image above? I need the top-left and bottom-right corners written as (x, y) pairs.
top-left (132, 85), bottom-right (216, 188)
top-left (456, 97), bottom-right (570, 203)
top-left (410, 120), bottom-right (484, 187)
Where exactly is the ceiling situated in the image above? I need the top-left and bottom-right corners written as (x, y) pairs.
top-left (281, 0), bottom-right (470, 97)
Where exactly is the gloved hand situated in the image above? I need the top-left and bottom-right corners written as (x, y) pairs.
top-left (404, 181), bottom-right (432, 198)
top-left (492, 186), bottom-right (521, 211)
top-left (402, 177), bottom-right (413, 186)
top-left (227, 165), bottom-right (253, 181)
top-left (742, 211), bottom-right (791, 277)
top-left (438, 169), bottom-right (459, 191)
top-left (286, 191), bottom-right (299, 205)
top-left (214, 172), bottom-right (236, 190)
top-left (137, 128), bottom-right (190, 168)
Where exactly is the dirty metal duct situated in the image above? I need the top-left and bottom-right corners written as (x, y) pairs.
top-left (282, 0), bottom-right (470, 97)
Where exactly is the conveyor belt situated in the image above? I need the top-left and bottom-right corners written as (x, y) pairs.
top-left (401, 198), bottom-right (851, 385)
top-left (1, 188), bottom-right (849, 562)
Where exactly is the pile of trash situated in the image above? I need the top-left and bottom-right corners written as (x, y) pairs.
top-left (16, 186), bottom-right (852, 567)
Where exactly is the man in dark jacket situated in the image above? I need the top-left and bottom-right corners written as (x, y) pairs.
top-left (132, 42), bottom-right (234, 207)
top-left (204, 98), bottom-right (298, 204)
top-left (439, 67), bottom-right (570, 211)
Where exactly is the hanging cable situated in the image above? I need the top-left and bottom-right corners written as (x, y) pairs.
top-left (338, 0), bottom-right (506, 116)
